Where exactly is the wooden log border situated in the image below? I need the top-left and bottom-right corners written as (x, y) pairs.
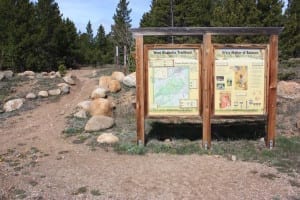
top-left (133, 27), bottom-right (282, 148)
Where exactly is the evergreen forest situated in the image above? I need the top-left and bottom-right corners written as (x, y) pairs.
top-left (0, 0), bottom-right (299, 72)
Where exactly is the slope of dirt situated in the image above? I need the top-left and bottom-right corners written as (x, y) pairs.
top-left (0, 69), bottom-right (299, 199)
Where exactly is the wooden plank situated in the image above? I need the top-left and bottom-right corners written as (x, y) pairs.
top-left (132, 27), bottom-right (283, 36)
top-left (202, 34), bottom-right (212, 149)
top-left (266, 35), bottom-right (278, 149)
top-left (135, 36), bottom-right (145, 145)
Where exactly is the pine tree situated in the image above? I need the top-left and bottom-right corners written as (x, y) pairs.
top-left (86, 20), bottom-right (94, 44)
top-left (32, 0), bottom-right (63, 71)
top-left (111, 0), bottom-right (132, 64)
top-left (94, 25), bottom-right (107, 65)
top-left (280, 0), bottom-right (300, 58)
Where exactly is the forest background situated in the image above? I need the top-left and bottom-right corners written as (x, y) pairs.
top-left (0, 0), bottom-right (298, 72)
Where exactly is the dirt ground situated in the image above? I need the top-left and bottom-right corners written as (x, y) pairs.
top-left (0, 69), bottom-right (299, 199)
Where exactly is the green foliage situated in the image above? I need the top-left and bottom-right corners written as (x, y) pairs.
top-left (114, 143), bottom-right (147, 155)
top-left (0, 0), bottom-right (114, 72)
top-left (58, 64), bottom-right (67, 76)
top-left (111, 0), bottom-right (133, 65)
top-left (280, 0), bottom-right (300, 59)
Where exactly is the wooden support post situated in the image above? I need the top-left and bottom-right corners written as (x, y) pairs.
top-left (135, 36), bottom-right (145, 145)
top-left (267, 35), bottom-right (278, 149)
top-left (202, 34), bottom-right (212, 149)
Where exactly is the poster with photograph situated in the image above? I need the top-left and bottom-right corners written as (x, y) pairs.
top-left (147, 48), bottom-right (200, 116)
top-left (214, 48), bottom-right (266, 115)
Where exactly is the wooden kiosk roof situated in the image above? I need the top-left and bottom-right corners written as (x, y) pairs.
top-left (131, 27), bottom-right (283, 36)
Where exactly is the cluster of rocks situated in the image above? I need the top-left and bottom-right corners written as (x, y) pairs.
top-left (74, 70), bottom-right (136, 144)
top-left (2, 70), bottom-right (76, 113)
top-left (0, 70), bottom-right (14, 80)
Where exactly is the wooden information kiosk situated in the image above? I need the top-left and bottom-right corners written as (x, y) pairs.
top-left (131, 27), bottom-right (283, 149)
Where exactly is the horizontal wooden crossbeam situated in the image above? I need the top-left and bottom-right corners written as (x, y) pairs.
top-left (131, 27), bottom-right (283, 36)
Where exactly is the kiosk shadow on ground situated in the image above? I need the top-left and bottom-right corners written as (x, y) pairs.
top-left (146, 121), bottom-right (266, 143)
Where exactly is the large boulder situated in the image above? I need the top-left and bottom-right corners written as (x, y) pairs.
top-left (89, 98), bottom-right (115, 117)
top-left (3, 98), bottom-right (24, 112)
top-left (108, 80), bottom-right (121, 93)
top-left (3, 70), bottom-right (13, 79)
top-left (99, 76), bottom-right (112, 90)
top-left (63, 75), bottom-right (75, 85)
top-left (84, 116), bottom-right (114, 132)
top-left (48, 88), bottom-right (61, 96)
top-left (77, 100), bottom-right (92, 112)
top-left (23, 71), bottom-right (35, 76)
top-left (97, 133), bottom-right (119, 144)
top-left (277, 81), bottom-right (300, 100)
top-left (111, 71), bottom-right (125, 82)
top-left (123, 72), bottom-right (136, 87)
top-left (38, 91), bottom-right (48, 98)
top-left (91, 88), bottom-right (107, 99)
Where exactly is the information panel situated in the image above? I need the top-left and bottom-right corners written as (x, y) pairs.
top-left (147, 47), bottom-right (200, 116)
top-left (214, 48), bottom-right (266, 115)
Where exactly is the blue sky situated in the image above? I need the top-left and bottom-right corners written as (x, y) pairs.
top-left (51, 0), bottom-right (152, 34)
top-left (31, 0), bottom-right (288, 35)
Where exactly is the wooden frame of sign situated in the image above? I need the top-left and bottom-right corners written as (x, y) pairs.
top-left (132, 27), bottom-right (282, 149)
top-left (212, 44), bottom-right (269, 117)
top-left (144, 44), bottom-right (202, 118)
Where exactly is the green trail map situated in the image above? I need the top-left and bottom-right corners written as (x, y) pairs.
top-left (147, 48), bottom-right (200, 116)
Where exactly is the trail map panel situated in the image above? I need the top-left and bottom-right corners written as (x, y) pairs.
top-left (148, 48), bottom-right (200, 116)
top-left (214, 48), bottom-right (266, 116)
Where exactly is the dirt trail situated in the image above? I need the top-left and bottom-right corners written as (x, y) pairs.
top-left (0, 69), bottom-right (299, 199)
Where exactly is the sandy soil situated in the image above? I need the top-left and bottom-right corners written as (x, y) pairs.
top-left (0, 69), bottom-right (299, 199)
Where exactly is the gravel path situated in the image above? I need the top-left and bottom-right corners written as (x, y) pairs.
top-left (0, 69), bottom-right (299, 199)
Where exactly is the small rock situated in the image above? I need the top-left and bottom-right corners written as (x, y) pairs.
top-left (111, 71), bottom-right (125, 82)
top-left (92, 70), bottom-right (97, 77)
top-left (3, 99), bottom-right (24, 112)
top-left (231, 155), bottom-right (237, 162)
top-left (57, 83), bottom-right (71, 94)
top-left (48, 89), bottom-right (61, 96)
top-left (38, 91), bottom-right (48, 98)
top-left (91, 88), bottom-right (107, 99)
top-left (97, 133), bottom-right (119, 144)
top-left (77, 100), bottom-right (92, 112)
top-left (297, 120), bottom-right (300, 129)
top-left (41, 72), bottom-right (48, 76)
top-left (49, 75), bottom-right (56, 79)
top-left (99, 76), bottom-right (112, 90)
top-left (23, 70), bottom-right (35, 76)
top-left (17, 72), bottom-right (25, 76)
top-left (28, 75), bottom-right (35, 79)
top-left (61, 85), bottom-right (70, 94)
top-left (0, 72), bottom-right (4, 81)
top-left (55, 71), bottom-right (61, 78)
top-left (57, 83), bottom-right (69, 87)
top-left (123, 72), bottom-right (136, 87)
top-left (164, 139), bottom-right (171, 143)
top-left (85, 116), bottom-right (114, 132)
top-left (63, 75), bottom-right (75, 85)
top-left (3, 70), bottom-right (13, 78)
top-left (74, 110), bottom-right (87, 119)
top-left (26, 93), bottom-right (37, 99)
top-left (89, 98), bottom-right (115, 117)
top-left (259, 137), bottom-right (265, 143)
top-left (109, 80), bottom-right (121, 93)
top-left (49, 71), bottom-right (56, 76)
